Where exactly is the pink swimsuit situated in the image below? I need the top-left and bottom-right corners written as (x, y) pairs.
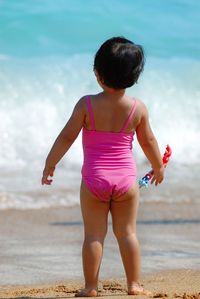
top-left (82, 96), bottom-right (137, 202)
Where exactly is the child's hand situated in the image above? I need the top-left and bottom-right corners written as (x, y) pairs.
top-left (41, 165), bottom-right (55, 185)
top-left (151, 166), bottom-right (164, 186)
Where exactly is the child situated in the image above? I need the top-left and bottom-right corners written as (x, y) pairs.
top-left (42, 37), bottom-right (164, 297)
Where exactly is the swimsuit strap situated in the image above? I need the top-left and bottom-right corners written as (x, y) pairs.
top-left (120, 99), bottom-right (138, 133)
top-left (85, 96), bottom-right (95, 130)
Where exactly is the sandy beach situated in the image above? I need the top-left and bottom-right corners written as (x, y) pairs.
top-left (0, 270), bottom-right (200, 298)
top-left (0, 202), bottom-right (199, 298)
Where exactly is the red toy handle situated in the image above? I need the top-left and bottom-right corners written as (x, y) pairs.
top-left (162, 145), bottom-right (172, 167)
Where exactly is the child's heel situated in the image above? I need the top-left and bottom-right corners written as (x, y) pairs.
top-left (75, 288), bottom-right (98, 297)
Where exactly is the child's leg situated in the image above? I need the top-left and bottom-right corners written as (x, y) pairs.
top-left (76, 180), bottom-right (110, 297)
top-left (110, 184), bottom-right (144, 295)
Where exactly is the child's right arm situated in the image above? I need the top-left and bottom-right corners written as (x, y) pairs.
top-left (136, 101), bottom-right (164, 186)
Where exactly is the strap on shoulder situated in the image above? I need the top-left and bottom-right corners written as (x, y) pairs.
top-left (120, 100), bottom-right (137, 133)
top-left (85, 96), bottom-right (95, 130)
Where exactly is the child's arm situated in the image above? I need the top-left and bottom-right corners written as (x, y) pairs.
top-left (136, 101), bottom-right (164, 186)
top-left (41, 98), bottom-right (85, 185)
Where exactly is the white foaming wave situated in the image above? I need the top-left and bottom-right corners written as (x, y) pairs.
top-left (0, 100), bottom-right (62, 169)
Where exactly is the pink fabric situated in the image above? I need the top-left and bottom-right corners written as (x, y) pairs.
top-left (82, 96), bottom-right (137, 202)
top-left (86, 96), bottom-right (95, 130)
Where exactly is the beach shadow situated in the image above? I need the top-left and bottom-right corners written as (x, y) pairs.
top-left (50, 219), bottom-right (200, 226)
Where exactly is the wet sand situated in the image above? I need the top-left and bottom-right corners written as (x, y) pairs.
top-left (0, 202), bottom-right (200, 297)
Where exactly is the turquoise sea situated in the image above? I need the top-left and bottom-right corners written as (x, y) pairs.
top-left (0, 0), bottom-right (199, 209)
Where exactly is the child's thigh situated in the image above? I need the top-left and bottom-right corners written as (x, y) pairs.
top-left (110, 183), bottom-right (139, 236)
top-left (80, 180), bottom-right (110, 237)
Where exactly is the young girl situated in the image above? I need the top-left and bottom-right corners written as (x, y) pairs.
top-left (42, 37), bottom-right (164, 297)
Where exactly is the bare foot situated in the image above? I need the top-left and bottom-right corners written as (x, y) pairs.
top-left (128, 283), bottom-right (152, 296)
top-left (75, 288), bottom-right (98, 297)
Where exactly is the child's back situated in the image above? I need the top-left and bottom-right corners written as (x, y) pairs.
top-left (84, 93), bottom-right (140, 133)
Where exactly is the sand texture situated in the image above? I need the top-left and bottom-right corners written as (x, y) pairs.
top-left (0, 270), bottom-right (199, 298)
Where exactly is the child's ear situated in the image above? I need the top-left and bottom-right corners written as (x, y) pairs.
top-left (94, 69), bottom-right (98, 78)
top-left (94, 70), bottom-right (104, 84)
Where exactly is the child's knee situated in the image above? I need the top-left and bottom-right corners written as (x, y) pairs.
top-left (113, 228), bottom-right (137, 241)
top-left (84, 231), bottom-right (107, 243)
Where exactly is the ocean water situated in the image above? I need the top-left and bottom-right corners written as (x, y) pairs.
top-left (0, 0), bottom-right (200, 209)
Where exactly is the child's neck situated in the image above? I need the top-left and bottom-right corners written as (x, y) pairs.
top-left (102, 87), bottom-right (126, 101)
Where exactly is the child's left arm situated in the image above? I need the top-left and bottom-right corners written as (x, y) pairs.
top-left (41, 98), bottom-right (85, 185)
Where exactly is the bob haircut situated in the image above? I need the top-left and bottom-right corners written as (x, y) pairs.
top-left (94, 37), bottom-right (145, 89)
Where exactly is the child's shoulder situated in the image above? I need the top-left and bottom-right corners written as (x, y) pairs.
top-left (132, 98), bottom-right (149, 126)
top-left (134, 98), bottom-right (148, 114)
top-left (73, 94), bottom-right (98, 116)
top-left (74, 94), bottom-right (98, 109)
top-left (74, 96), bottom-right (87, 111)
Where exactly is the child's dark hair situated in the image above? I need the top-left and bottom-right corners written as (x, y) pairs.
top-left (94, 36), bottom-right (145, 89)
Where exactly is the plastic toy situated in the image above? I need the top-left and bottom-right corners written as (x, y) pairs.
top-left (139, 145), bottom-right (172, 188)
